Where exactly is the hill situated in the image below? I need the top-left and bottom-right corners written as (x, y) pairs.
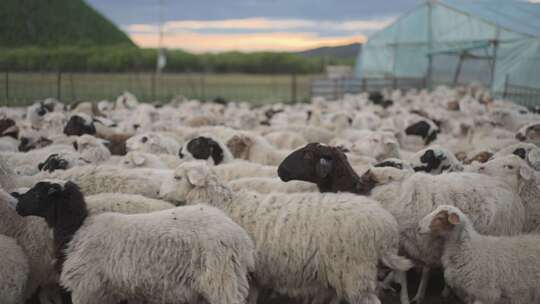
top-left (295, 43), bottom-right (361, 59)
top-left (0, 0), bottom-right (134, 48)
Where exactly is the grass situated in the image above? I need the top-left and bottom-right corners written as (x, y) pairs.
top-left (0, 72), bottom-right (321, 106)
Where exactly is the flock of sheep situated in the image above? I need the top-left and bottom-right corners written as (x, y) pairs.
top-left (1, 85), bottom-right (540, 304)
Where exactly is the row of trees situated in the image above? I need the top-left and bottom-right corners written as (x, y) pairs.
top-left (0, 46), bottom-right (354, 74)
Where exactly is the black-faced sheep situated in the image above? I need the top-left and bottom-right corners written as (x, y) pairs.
top-left (15, 180), bottom-right (255, 304)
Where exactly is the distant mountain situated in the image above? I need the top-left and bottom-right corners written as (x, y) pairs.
top-left (295, 43), bottom-right (361, 59)
top-left (0, 0), bottom-right (134, 48)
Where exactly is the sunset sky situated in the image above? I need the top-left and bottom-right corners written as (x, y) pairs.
top-left (85, 0), bottom-right (418, 53)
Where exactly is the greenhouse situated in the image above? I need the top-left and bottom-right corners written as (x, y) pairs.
top-left (356, 0), bottom-right (540, 103)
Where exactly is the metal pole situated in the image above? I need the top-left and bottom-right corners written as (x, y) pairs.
top-left (490, 28), bottom-right (501, 93)
top-left (453, 53), bottom-right (464, 86)
top-left (151, 72), bottom-right (156, 101)
top-left (503, 74), bottom-right (509, 99)
top-left (426, 0), bottom-right (434, 90)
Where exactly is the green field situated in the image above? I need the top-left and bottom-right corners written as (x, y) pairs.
top-left (0, 72), bottom-right (321, 106)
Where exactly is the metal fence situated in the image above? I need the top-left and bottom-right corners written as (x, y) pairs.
top-left (311, 77), bottom-right (427, 100)
top-left (0, 72), bottom-right (319, 106)
top-left (498, 83), bottom-right (540, 108)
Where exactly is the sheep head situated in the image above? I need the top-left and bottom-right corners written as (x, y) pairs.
top-left (226, 135), bottom-right (253, 160)
top-left (15, 180), bottom-right (86, 228)
top-left (476, 155), bottom-right (533, 191)
top-left (278, 143), bottom-right (370, 194)
top-left (64, 114), bottom-right (96, 136)
top-left (418, 205), bottom-right (467, 237)
top-left (180, 136), bottom-right (224, 165)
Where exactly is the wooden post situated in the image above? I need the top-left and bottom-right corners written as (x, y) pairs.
top-left (291, 73), bottom-right (297, 103)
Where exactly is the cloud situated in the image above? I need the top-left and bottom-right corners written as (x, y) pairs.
top-left (126, 17), bottom-right (394, 34)
top-left (125, 16), bottom-right (392, 51)
top-left (129, 31), bottom-right (364, 53)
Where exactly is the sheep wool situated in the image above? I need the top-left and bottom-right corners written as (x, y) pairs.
top-left (0, 234), bottom-right (29, 304)
top-left (61, 204), bottom-right (255, 304)
top-left (419, 205), bottom-right (540, 304)
top-left (165, 162), bottom-right (412, 304)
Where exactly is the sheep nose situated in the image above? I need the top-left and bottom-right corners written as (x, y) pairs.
top-left (133, 124), bottom-right (140, 130)
top-left (417, 226), bottom-right (421, 233)
top-left (478, 166), bottom-right (485, 172)
top-left (516, 133), bottom-right (526, 141)
top-left (277, 166), bottom-right (291, 181)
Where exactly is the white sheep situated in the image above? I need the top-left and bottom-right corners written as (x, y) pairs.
top-left (419, 205), bottom-right (540, 304)
top-left (159, 161), bottom-right (413, 304)
top-left (360, 165), bottom-right (525, 303)
top-left (0, 234), bottom-right (29, 304)
top-left (493, 142), bottom-right (540, 170)
top-left (228, 177), bottom-right (317, 194)
top-left (15, 180), bottom-right (255, 304)
top-left (474, 155), bottom-right (540, 233)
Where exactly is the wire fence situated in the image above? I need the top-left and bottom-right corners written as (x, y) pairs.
top-left (0, 72), bottom-right (320, 106)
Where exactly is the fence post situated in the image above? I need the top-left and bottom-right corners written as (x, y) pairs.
top-left (5, 71), bottom-right (8, 105)
top-left (291, 73), bottom-right (297, 103)
top-left (503, 74), bottom-right (509, 99)
top-left (56, 70), bottom-right (62, 101)
top-left (393, 77), bottom-right (398, 90)
top-left (200, 73), bottom-right (206, 101)
top-left (151, 72), bottom-right (156, 101)
top-left (362, 78), bottom-right (367, 92)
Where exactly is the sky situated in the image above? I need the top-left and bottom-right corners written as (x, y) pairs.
top-left (85, 0), bottom-right (420, 53)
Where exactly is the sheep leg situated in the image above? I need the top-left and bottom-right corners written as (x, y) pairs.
top-left (246, 286), bottom-right (259, 304)
top-left (441, 284), bottom-right (451, 298)
top-left (397, 270), bottom-right (410, 304)
top-left (378, 271), bottom-right (396, 293)
top-left (411, 266), bottom-right (430, 304)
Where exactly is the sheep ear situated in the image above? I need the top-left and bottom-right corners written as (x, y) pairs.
top-left (448, 212), bottom-right (460, 225)
top-left (187, 167), bottom-right (207, 187)
top-left (519, 166), bottom-right (533, 181)
top-left (316, 157), bottom-right (333, 178)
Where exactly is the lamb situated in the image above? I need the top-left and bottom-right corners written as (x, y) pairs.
top-left (159, 161), bottom-right (413, 304)
top-left (126, 132), bottom-right (180, 155)
top-left (179, 135), bottom-right (234, 165)
top-left (418, 205), bottom-right (540, 304)
top-left (0, 234), bottom-right (30, 304)
top-left (226, 132), bottom-right (290, 166)
top-left (228, 177), bottom-right (317, 194)
top-left (15, 180), bottom-right (256, 304)
top-left (408, 146), bottom-right (463, 174)
top-left (474, 155), bottom-right (540, 232)
top-left (72, 134), bottom-right (112, 164)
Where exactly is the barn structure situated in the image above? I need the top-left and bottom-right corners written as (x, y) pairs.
top-left (355, 0), bottom-right (540, 104)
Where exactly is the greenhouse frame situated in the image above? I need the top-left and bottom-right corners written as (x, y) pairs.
top-left (355, 0), bottom-right (540, 104)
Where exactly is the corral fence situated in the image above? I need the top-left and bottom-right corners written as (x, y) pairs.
top-left (311, 77), bottom-right (427, 100)
top-left (0, 71), bottom-right (320, 106)
top-left (311, 76), bottom-right (540, 107)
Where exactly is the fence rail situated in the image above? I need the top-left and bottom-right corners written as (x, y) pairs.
top-left (0, 72), bottom-right (319, 106)
top-left (311, 77), bottom-right (427, 100)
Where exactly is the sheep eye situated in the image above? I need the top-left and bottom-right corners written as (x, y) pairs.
top-left (174, 176), bottom-right (183, 180)
top-left (141, 137), bottom-right (148, 143)
top-left (506, 165), bottom-right (514, 170)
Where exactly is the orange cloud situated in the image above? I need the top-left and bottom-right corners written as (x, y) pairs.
top-left (130, 31), bottom-right (365, 52)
